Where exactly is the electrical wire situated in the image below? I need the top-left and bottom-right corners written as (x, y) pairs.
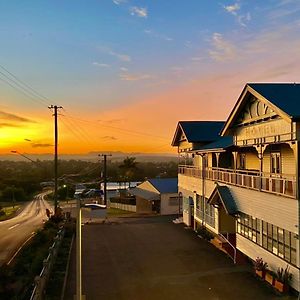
top-left (0, 64), bottom-right (50, 105)
top-left (62, 113), bottom-right (170, 141)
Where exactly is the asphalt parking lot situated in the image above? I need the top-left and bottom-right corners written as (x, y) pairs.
top-left (64, 215), bottom-right (295, 300)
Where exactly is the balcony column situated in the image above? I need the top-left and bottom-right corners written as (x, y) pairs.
top-left (254, 145), bottom-right (265, 191)
top-left (232, 151), bottom-right (238, 184)
top-left (215, 153), bottom-right (220, 168)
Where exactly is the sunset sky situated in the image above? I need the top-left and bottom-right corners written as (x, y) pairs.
top-left (1, 0), bottom-right (300, 156)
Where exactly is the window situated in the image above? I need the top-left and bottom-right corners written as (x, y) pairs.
top-left (237, 214), bottom-right (297, 267)
top-left (271, 152), bottom-right (281, 174)
top-left (237, 213), bottom-right (260, 243)
top-left (261, 220), bottom-right (297, 266)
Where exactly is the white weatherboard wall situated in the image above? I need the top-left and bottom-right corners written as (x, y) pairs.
top-left (237, 235), bottom-right (299, 291)
top-left (229, 185), bottom-right (297, 233)
top-left (180, 174), bottom-right (298, 233)
top-left (160, 193), bottom-right (179, 215)
top-left (179, 187), bottom-right (194, 226)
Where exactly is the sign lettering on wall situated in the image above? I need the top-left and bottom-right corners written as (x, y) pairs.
top-left (235, 119), bottom-right (291, 140)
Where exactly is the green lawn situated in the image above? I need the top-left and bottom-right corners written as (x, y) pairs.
top-left (0, 205), bottom-right (20, 221)
top-left (107, 207), bottom-right (134, 216)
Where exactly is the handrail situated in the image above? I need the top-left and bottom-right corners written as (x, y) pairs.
top-left (219, 233), bottom-right (236, 264)
top-left (179, 165), bottom-right (296, 179)
top-left (179, 165), bottom-right (296, 198)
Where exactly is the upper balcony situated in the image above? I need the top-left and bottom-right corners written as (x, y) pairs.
top-left (178, 165), bottom-right (296, 198)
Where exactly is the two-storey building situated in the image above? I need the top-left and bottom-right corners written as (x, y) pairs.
top-left (172, 83), bottom-right (300, 291)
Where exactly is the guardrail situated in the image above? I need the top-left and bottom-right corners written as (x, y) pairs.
top-left (30, 227), bottom-right (65, 300)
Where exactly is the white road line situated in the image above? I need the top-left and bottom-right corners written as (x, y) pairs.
top-left (8, 223), bottom-right (20, 230)
top-left (7, 233), bottom-right (35, 265)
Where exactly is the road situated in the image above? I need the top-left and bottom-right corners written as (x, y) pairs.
top-left (0, 192), bottom-right (52, 266)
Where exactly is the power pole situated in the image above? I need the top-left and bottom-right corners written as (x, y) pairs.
top-left (49, 105), bottom-right (63, 214)
top-left (99, 154), bottom-right (111, 206)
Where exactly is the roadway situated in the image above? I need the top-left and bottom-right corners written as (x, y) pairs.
top-left (0, 192), bottom-right (52, 266)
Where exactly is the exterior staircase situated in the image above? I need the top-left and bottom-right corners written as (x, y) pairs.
top-left (211, 234), bottom-right (248, 265)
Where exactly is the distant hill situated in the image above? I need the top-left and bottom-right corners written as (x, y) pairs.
top-left (0, 151), bottom-right (178, 162)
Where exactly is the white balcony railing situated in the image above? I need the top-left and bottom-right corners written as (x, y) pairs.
top-left (179, 165), bottom-right (296, 198)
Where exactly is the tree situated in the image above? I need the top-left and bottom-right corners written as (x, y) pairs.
top-left (119, 157), bottom-right (138, 187)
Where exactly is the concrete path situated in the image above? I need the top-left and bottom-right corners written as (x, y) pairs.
top-left (64, 216), bottom-right (295, 300)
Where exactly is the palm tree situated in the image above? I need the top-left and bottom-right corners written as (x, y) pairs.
top-left (119, 157), bottom-right (138, 188)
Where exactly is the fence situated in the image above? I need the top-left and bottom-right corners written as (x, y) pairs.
top-left (30, 227), bottom-right (65, 300)
top-left (109, 202), bottom-right (136, 212)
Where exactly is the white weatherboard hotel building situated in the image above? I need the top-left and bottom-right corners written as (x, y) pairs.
top-left (172, 83), bottom-right (300, 291)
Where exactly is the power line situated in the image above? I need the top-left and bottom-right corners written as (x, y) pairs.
top-left (0, 64), bottom-right (50, 105)
top-left (63, 113), bottom-right (170, 141)
top-left (0, 74), bottom-right (47, 108)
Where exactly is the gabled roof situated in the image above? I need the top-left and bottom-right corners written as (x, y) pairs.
top-left (195, 136), bottom-right (234, 153)
top-left (148, 178), bottom-right (178, 194)
top-left (129, 188), bottom-right (159, 201)
top-left (248, 83), bottom-right (300, 119)
top-left (208, 185), bottom-right (237, 215)
top-left (172, 121), bottom-right (225, 146)
top-left (221, 83), bottom-right (300, 136)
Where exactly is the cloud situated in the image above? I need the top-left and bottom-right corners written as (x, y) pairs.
top-left (120, 67), bottom-right (128, 72)
top-left (112, 0), bottom-right (126, 5)
top-left (92, 62), bottom-right (110, 67)
top-left (120, 73), bottom-right (152, 81)
top-left (130, 6), bottom-right (148, 18)
top-left (0, 110), bottom-right (35, 123)
top-left (98, 46), bottom-right (131, 62)
top-left (238, 12), bottom-right (251, 27)
top-left (102, 136), bottom-right (117, 140)
top-left (31, 143), bottom-right (53, 148)
top-left (223, 2), bottom-right (251, 27)
top-left (144, 29), bottom-right (173, 41)
top-left (0, 122), bottom-right (20, 128)
top-left (224, 3), bottom-right (240, 15)
top-left (208, 33), bottom-right (237, 62)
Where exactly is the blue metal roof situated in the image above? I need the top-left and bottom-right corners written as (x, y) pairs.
top-left (179, 121), bottom-right (225, 142)
top-left (148, 178), bottom-right (178, 194)
top-left (248, 83), bottom-right (300, 119)
top-left (208, 184), bottom-right (237, 215)
top-left (196, 136), bottom-right (233, 152)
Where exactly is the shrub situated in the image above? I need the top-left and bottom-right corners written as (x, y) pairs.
top-left (276, 265), bottom-right (292, 284)
top-left (254, 257), bottom-right (268, 271)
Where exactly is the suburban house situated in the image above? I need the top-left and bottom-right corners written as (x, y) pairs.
top-left (172, 83), bottom-right (300, 291)
top-left (129, 178), bottom-right (179, 215)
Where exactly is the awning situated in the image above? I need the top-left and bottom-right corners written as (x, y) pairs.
top-left (207, 184), bottom-right (237, 215)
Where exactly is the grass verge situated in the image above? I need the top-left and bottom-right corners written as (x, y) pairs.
top-left (0, 220), bottom-right (67, 300)
top-left (107, 207), bottom-right (134, 216)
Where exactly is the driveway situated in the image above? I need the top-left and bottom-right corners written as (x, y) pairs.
top-left (64, 216), bottom-right (295, 300)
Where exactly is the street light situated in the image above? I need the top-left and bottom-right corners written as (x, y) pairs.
top-left (11, 150), bottom-right (37, 163)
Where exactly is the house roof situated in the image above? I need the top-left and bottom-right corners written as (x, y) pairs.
top-left (129, 188), bottom-right (159, 201)
top-left (148, 178), bottom-right (178, 194)
top-left (195, 136), bottom-right (234, 152)
top-left (172, 121), bottom-right (225, 146)
top-left (208, 185), bottom-right (237, 215)
top-left (221, 83), bottom-right (300, 136)
top-left (248, 83), bottom-right (300, 119)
